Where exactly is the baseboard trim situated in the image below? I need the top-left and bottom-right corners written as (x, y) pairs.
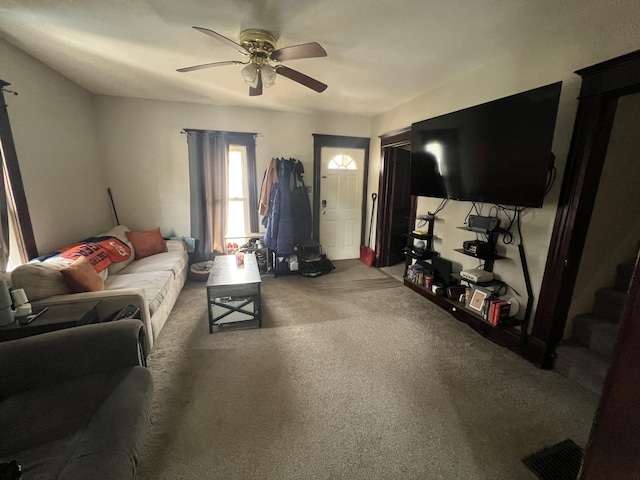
top-left (523, 336), bottom-right (553, 369)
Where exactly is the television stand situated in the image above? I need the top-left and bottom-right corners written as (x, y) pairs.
top-left (403, 278), bottom-right (526, 353)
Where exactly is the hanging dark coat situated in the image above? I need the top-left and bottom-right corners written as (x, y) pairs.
top-left (263, 158), bottom-right (313, 256)
top-left (274, 159), bottom-right (296, 254)
top-left (291, 161), bottom-right (312, 244)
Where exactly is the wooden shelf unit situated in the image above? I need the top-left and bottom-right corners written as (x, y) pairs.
top-left (454, 226), bottom-right (506, 272)
top-left (404, 277), bottom-right (526, 352)
top-left (403, 213), bottom-right (437, 272)
top-left (401, 208), bottom-right (527, 351)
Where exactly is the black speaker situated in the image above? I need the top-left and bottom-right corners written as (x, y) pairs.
top-left (431, 256), bottom-right (454, 286)
top-left (468, 215), bottom-right (500, 233)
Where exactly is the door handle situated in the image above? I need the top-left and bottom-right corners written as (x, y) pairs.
top-left (322, 210), bottom-right (326, 215)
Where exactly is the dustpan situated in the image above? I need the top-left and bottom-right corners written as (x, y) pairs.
top-left (360, 193), bottom-right (377, 267)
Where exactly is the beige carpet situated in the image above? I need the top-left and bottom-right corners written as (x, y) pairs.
top-left (137, 259), bottom-right (598, 480)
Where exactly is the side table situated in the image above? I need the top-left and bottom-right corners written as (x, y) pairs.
top-left (0, 300), bottom-right (101, 342)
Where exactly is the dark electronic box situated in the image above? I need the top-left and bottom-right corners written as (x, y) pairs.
top-left (462, 240), bottom-right (494, 258)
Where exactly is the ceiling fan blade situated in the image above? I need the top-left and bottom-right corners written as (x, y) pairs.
top-left (276, 65), bottom-right (327, 93)
top-left (192, 26), bottom-right (249, 56)
top-left (177, 60), bottom-right (243, 73)
top-left (271, 42), bottom-right (327, 62)
top-left (249, 71), bottom-right (263, 96)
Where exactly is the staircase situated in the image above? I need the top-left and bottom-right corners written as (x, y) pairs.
top-left (554, 259), bottom-right (636, 395)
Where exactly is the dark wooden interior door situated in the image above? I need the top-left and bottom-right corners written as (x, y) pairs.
top-left (376, 128), bottom-right (412, 268)
top-left (386, 148), bottom-right (412, 266)
top-left (377, 146), bottom-right (412, 267)
top-left (529, 49), bottom-right (640, 368)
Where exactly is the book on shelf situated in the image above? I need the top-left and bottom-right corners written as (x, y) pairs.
top-left (487, 299), bottom-right (510, 326)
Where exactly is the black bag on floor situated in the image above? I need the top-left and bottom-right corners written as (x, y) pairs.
top-left (300, 258), bottom-right (322, 277)
top-left (319, 254), bottom-right (335, 274)
top-left (298, 239), bottom-right (323, 277)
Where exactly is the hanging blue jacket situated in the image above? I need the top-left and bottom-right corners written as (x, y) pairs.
top-left (263, 158), bottom-right (308, 255)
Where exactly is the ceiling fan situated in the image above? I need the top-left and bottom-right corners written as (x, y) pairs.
top-left (177, 27), bottom-right (328, 97)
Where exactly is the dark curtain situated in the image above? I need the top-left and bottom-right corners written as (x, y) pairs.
top-left (187, 130), bottom-right (228, 261)
top-left (186, 129), bottom-right (257, 261)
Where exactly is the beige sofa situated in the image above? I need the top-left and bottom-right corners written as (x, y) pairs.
top-left (10, 225), bottom-right (188, 352)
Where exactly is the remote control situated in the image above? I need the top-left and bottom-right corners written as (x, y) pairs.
top-left (114, 305), bottom-right (140, 320)
top-left (17, 306), bottom-right (48, 325)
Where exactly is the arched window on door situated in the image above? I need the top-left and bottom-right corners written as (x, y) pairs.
top-left (328, 154), bottom-right (357, 170)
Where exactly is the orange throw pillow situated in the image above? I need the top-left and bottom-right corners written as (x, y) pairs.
top-left (60, 256), bottom-right (105, 293)
top-left (125, 227), bottom-right (166, 259)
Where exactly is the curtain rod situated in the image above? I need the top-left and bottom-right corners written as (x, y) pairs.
top-left (181, 129), bottom-right (260, 137)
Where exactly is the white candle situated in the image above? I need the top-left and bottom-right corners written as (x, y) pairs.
top-left (11, 288), bottom-right (28, 307)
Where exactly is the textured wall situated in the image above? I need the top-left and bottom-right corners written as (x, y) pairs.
top-left (93, 95), bottom-right (371, 236)
top-left (369, 2), bottom-right (640, 327)
top-left (0, 37), bottom-right (112, 254)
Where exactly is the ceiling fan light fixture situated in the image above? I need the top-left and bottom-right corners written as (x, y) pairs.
top-left (241, 63), bottom-right (259, 88)
top-left (181, 26), bottom-right (328, 96)
top-left (262, 64), bottom-right (277, 88)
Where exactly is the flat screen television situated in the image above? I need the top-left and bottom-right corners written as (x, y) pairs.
top-left (410, 81), bottom-right (562, 207)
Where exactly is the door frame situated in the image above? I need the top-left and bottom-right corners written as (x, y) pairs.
top-left (376, 127), bottom-right (415, 268)
top-left (528, 49), bottom-right (640, 368)
top-left (312, 134), bottom-right (370, 245)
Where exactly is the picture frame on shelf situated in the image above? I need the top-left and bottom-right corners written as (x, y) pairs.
top-left (467, 285), bottom-right (491, 313)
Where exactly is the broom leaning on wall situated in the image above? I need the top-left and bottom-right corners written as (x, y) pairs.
top-left (360, 193), bottom-right (377, 267)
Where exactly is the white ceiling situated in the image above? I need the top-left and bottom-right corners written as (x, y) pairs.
top-left (0, 0), bottom-right (619, 116)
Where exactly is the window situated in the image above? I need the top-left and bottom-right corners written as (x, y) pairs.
top-left (328, 154), bottom-right (357, 170)
top-left (2, 155), bottom-right (25, 270)
top-left (186, 129), bottom-right (258, 259)
top-left (0, 81), bottom-right (37, 269)
top-left (226, 145), bottom-right (250, 238)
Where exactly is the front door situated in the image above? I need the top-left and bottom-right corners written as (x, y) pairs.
top-left (319, 147), bottom-right (365, 260)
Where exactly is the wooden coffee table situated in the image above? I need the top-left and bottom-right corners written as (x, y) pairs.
top-left (206, 253), bottom-right (262, 333)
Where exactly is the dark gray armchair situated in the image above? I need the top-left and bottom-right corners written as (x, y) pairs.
top-left (0, 320), bottom-right (153, 479)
